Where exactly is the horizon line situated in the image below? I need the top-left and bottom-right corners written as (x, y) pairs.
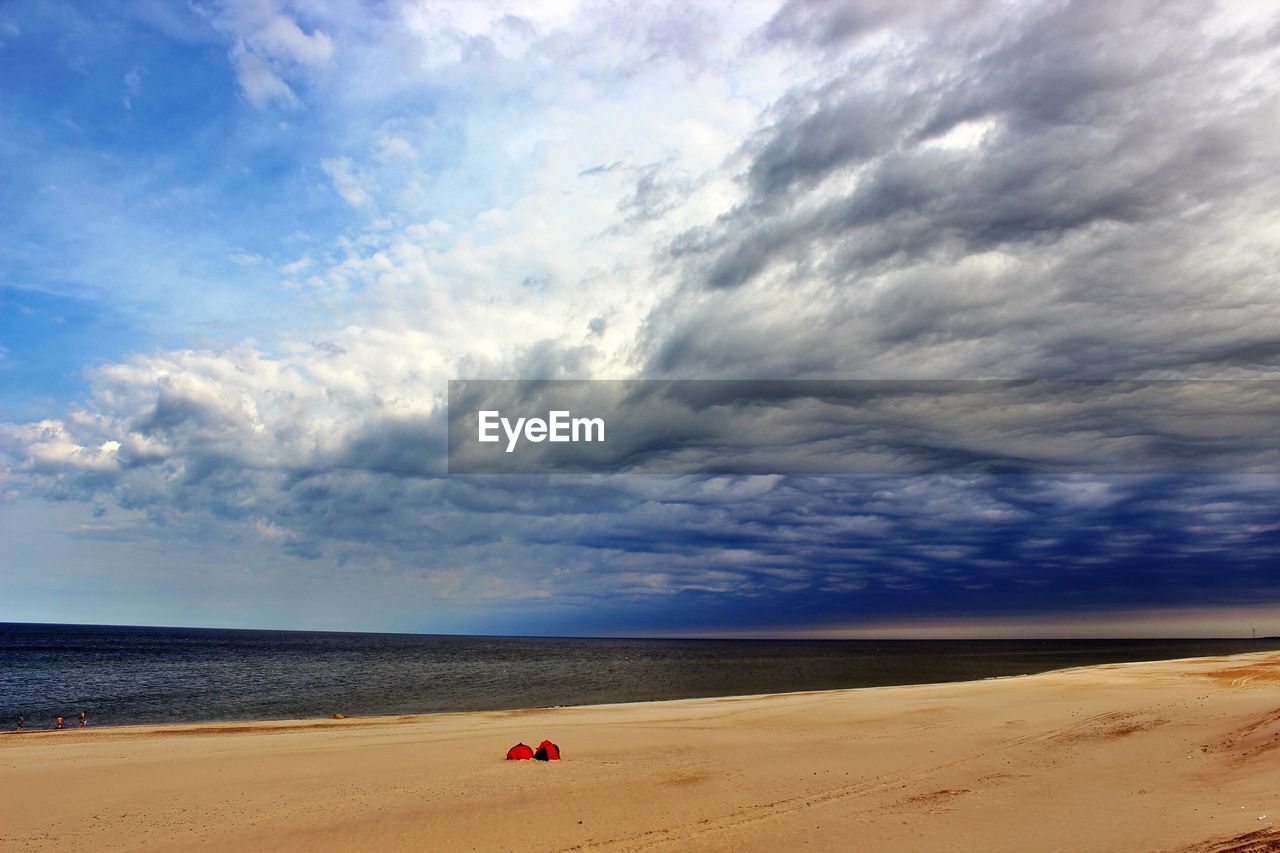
top-left (2, 619), bottom-right (1275, 643)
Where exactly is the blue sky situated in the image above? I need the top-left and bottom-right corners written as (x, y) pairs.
top-left (2, 0), bottom-right (1279, 637)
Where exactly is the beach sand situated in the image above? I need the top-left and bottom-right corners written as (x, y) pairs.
top-left (3, 651), bottom-right (1277, 852)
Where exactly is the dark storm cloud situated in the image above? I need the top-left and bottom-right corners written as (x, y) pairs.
top-left (502, 472), bottom-right (1280, 633)
top-left (336, 413), bottom-right (445, 478)
top-left (5, 368), bottom-right (1279, 623)
top-left (651, 0), bottom-right (1280, 378)
top-left (448, 380), bottom-right (1280, 475)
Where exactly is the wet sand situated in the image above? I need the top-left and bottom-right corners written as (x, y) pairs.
top-left (3, 651), bottom-right (1277, 851)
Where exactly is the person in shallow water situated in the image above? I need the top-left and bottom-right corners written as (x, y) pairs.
top-left (79, 711), bottom-right (87, 727)
top-left (15, 715), bottom-right (23, 732)
top-left (55, 715), bottom-right (64, 729)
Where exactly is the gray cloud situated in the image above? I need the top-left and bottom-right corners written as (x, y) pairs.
top-left (652, 0), bottom-right (1280, 379)
top-left (617, 164), bottom-right (689, 224)
top-left (759, 0), bottom-right (968, 49)
top-left (447, 380), bottom-right (1280, 476)
top-left (4, 354), bottom-right (1278, 626)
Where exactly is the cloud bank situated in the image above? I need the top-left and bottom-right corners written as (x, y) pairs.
top-left (2, 0), bottom-right (1278, 634)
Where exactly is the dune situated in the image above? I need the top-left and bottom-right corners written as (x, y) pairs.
top-left (2, 651), bottom-right (1277, 851)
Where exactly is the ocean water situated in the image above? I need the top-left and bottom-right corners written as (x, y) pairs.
top-left (2, 623), bottom-right (1274, 728)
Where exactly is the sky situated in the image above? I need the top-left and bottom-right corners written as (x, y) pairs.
top-left (1, 0), bottom-right (1279, 638)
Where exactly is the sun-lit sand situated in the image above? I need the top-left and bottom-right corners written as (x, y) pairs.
top-left (3, 651), bottom-right (1277, 852)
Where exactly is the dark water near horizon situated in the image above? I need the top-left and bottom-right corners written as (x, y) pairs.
top-left (3, 623), bottom-right (1276, 728)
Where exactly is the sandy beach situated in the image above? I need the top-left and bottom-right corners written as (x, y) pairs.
top-left (3, 651), bottom-right (1277, 852)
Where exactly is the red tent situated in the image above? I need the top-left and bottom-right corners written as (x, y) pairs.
top-left (506, 742), bottom-right (535, 760)
top-left (534, 740), bottom-right (560, 761)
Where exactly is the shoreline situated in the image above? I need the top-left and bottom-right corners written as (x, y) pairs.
top-left (7, 647), bottom-right (1278, 738)
top-left (4, 650), bottom-right (1278, 851)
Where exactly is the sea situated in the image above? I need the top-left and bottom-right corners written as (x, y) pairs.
top-left (2, 623), bottom-right (1275, 728)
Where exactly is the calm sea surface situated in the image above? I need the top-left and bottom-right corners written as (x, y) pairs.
top-left (2, 623), bottom-right (1274, 728)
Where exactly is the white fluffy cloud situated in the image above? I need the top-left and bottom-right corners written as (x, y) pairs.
top-left (213, 0), bottom-right (334, 108)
